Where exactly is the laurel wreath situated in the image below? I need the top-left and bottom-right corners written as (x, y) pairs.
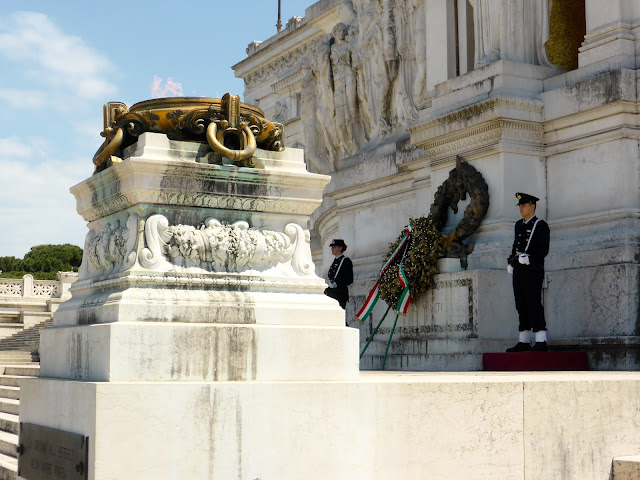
top-left (378, 160), bottom-right (489, 309)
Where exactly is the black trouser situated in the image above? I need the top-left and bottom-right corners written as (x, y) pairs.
top-left (512, 267), bottom-right (546, 332)
top-left (324, 287), bottom-right (348, 309)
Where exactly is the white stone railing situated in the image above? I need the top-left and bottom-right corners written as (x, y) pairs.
top-left (0, 273), bottom-right (77, 299)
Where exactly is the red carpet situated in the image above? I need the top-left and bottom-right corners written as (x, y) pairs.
top-left (483, 352), bottom-right (588, 371)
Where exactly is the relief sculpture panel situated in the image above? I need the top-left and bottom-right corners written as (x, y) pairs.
top-left (299, 0), bottom-right (428, 174)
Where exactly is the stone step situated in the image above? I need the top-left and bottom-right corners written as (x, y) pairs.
top-left (613, 455), bottom-right (640, 480)
top-left (0, 452), bottom-right (16, 480)
top-left (0, 401), bottom-right (18, 417)
top-left (0, 378), bottom-right (23, 389)
top-left (0, 431), bottom-right (16, 461)
top-left (0, 353), bottom-right (34, 360)
top-left (0, 414), bottom-right (18, 435)
top-left (360, 338), bottom-right (511, 356)
top-left (360, 353), bottom-right (483, 371)
top-left (0, 388), bottom-right (19, 402)
top-left (1, 366), bottom-right (39, 377)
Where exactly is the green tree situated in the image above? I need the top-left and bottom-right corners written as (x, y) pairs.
top-left (0, 244), bottom-right (83, 279)
top-left (22, 244), bottom-right (83, 272)
top-left (0, 256), bottom-right (23, 272)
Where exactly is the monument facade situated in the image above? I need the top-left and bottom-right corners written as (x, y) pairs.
top-left (13, 33), bottom-right (640, 477)
top-left (233, 0), bottom-right (640, 370)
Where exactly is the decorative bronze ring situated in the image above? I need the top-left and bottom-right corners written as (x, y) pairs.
top-left (206, 121), bottom-right (256, 162)
top-left (92, 94), bottom-right (283, 173)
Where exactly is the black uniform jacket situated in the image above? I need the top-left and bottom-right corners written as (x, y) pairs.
top-left (328, 255), bottom-right (353, 288)
top-left (509, 216), bottom-right (550, 272)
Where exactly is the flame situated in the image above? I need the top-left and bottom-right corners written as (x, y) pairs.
top-left (151, 76), bottom-right (184, 98)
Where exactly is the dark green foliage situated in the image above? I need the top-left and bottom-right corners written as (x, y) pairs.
top-left (379, 217), bottom-right (444, 309)
top-left (0, 244), bottom-right (83, 279)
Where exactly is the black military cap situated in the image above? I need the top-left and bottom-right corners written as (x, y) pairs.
top-left (329, 239), bottom-right (347, 251)
top-left (515, 192), bottom-right (540, 205)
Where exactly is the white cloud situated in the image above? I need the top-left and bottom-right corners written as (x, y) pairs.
top-left (0, 138), bottom-right (89, 257)
top-left (0, 136), bottom-right (33, 159)
top-left (0, 12), bottom-right (117, 100)
top-left (0, 89), bottom-right (50, 109)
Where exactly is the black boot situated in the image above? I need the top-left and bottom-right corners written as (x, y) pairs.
top-left (506, 342), bottom-right (531, 352)
top-left (531, 341), bottom-right (548, 352)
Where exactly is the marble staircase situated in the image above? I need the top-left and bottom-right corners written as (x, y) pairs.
top-left (0, 364), bottom-right (40, 480)
top-left (0, 321), bottom-right (47, 479)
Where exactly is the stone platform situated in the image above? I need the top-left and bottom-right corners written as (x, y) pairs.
top-left (19, 371), bottom-right (640, 480)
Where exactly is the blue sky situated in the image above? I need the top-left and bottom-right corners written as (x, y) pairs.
top-left (0, 0), bottom-right (312, 258)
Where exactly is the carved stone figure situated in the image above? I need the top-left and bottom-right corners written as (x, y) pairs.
top-left (311, 35), bottom-right (341, 163)
top-left (272, 100), bottom-right (288, 122)
top-left (472, 0), bottom-right (554, 68)
top-left (393, 0), bottom-right (426, 123)
top-left (299, 65), bottom-right (333, 174)
top-left (353, 0), bottom-right (393, 140)
top-left (347, 25), bottom-right (375, 144)
top-left (330, 23), bottom-right (361, 156)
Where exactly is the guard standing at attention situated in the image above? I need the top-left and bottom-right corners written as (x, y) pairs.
top-left (506, 193), bottom-right (550, 352)
top-left (324, 239), bottom-right (353, 311)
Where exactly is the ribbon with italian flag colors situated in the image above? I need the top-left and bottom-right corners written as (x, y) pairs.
top-left (356, 225), bottom-right (412, 322)
top-left (396, 263), bottom-right (412, 314)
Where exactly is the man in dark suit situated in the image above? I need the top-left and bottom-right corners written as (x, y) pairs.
top-left (506, 193), bottom-right (550, 352)
top-left (324, 239), bottom-right (353, 310)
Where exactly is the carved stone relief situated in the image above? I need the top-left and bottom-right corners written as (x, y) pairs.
top-left (82, 214), bottom-right (138, 276)
top-left (248, 0), bottom-right (555, 175)
top-left (298, 0), bottom-right (429, 173)
top-left (140, 214), bottom-right (316, 276)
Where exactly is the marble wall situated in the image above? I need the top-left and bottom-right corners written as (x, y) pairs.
top-left (233, 0), bottom-right (640, 369)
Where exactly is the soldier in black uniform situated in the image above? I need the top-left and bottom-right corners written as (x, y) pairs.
top-left (506, 193), bottom-right (550, 352)
top-left (324, 239), bottom-right (353, 311)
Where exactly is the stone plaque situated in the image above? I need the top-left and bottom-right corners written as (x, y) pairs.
top-left (18, 423), bottom-right (88, 480)
top-left (424, 278), bottom-right (475, 334)
top-left (377, 278), bottom-right (475, 338)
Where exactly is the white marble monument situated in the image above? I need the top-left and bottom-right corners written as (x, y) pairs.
top-left (233, 0), bottom-right (640, 370)
top-left (14, 89), bottom-right (640, 480)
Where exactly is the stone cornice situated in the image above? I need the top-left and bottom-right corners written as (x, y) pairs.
top-left (408, 97), bottom-right (546, 167)
top-left (243, 43), bottom-right (314, 90)
top-left (410, 97), bottom-right (544, 137)
top-left (415, 118), bottom-right (545, 168)
top-left (233, 0), bottom-right (343, 83)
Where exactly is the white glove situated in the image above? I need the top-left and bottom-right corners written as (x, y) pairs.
top-left (518, 253), bottom-right (530, 265)
top-left (507, 264), bottom-right (513, 274)
top-left (328, 281), bottom-right (337, 288)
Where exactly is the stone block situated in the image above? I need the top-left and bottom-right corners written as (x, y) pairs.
top-left (39, 322), bottom-right (359, 382)
top-left (613, 456), bottom-right (640, 480)
top-left (543, 69), bottom-right (637, 121)
top-left (19, 375), bottom-right (525, 480)
top-left (20, 373), bottom-right (640, 480)
top-left (545, 264), bottom-right (639, 338)
top-left (524, 374), bottom-right (640, 480)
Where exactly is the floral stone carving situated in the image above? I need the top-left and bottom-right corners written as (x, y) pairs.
top-left (140, 214), bottom-right (314, 276)
top-left (84, 214), bottom-right (138, 275)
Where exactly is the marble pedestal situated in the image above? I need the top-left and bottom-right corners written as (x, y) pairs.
top-left (17, 134), bottom-right (359, 480)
